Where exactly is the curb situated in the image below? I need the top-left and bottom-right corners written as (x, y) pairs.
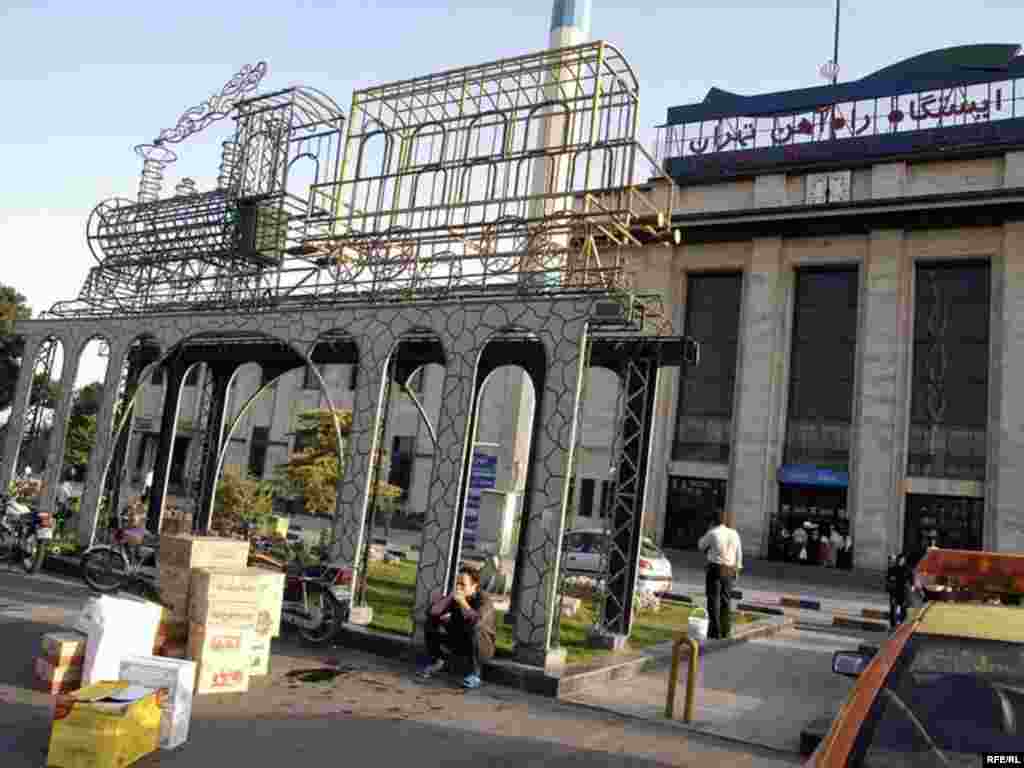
top-left (672, 585), bottom-right (891, 623)
top-left (832, 614), bottom-right (888, 633)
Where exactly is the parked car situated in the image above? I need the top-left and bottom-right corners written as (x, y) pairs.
top-left (562, 527), bottom-right (673, 595)
top-left (806, 548), bottom-right (1024, 766)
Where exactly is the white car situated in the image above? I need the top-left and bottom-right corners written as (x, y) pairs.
top-left (562, 527), bottom-right (673, 595)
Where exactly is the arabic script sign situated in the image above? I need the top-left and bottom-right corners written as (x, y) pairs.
top-left (659, 79), bottom-right (1019, 160)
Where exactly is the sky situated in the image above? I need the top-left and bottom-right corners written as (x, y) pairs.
top-left (1, 0), bottom-right (1021, 389)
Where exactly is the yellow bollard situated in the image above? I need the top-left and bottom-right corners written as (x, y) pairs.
top-left (665, 636), bottom-right (700, 722)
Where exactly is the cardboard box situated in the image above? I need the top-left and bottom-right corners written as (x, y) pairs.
top-left (249, 636), bottom-right (271, 677)
top-left (35, 656), bottom-right (82, 695)
top-left (189, 569), bottom-right (263, 630)
top-left (46, 681), bottom-right (161, 768)
top-left (187, 623), bottom-right (251, 695)
top-left (252, 570), bottom-right (285, 639)
top-left (77, 597), bottom-right (163, 686)
top-left (158, 565), bottom-right (193, 596)
top-left (119, 655), bottom-right (196, 750)
top-left (42, 631), bottom-right (87, 667)
top-left (159, 535), bottom-right (249, 572)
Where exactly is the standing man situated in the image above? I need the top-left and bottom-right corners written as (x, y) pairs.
top-left (698, 508), bottom-right (742, 640)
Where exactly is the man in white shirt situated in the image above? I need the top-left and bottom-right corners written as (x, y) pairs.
top-left (697, 508), bottom-right (743, 639)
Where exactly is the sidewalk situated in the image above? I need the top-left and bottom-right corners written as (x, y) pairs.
top-left (564, 626), bottom-right (862, 755)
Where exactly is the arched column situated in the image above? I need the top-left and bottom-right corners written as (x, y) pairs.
top-left (0, 335), bottom-right (41, 490)
top-left (194, 361), bottom-right (243, 533)
top-left (333, 336), bottom-right (391, 591)
top-left (147, 357), bottom-right (189, 534)
top-left (77, 337), bottom-right (133, 544)
top-left (40, 335), bottom-right (82, 516)
top-left (511, 320), bottom-right (587, 669)
top-left (411, 336), bottom-right (476, 641)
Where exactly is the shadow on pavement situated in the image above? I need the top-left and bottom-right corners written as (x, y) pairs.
top-left (0, 618), bottom-right (68, 690)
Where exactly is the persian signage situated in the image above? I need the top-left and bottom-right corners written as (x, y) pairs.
top-left (659, 79), bottom-right (1019, 160)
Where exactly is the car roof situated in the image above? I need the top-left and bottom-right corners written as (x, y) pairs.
top-left (916, 602), bottom-right (1024, 643)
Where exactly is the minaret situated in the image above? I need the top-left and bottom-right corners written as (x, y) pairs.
top-left (523, 0), bottom-right (593, 286)
top-left (549, 0), bottom-right (592, 49)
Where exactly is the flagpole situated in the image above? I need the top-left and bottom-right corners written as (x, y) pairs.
top-left (832, 0), bottom-right (841, 85)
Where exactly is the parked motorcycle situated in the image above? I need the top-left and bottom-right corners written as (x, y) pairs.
top-left (0, 493), bottom-right (54, 573)
top-left (270, 557), bottom-right (352, 645)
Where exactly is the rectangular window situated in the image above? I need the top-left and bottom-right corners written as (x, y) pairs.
top-left (184, 366), bottom-right (200, 387)
top-left (784, 267), bottom-right (859, 469)
top-left (348, 365), bottom-right (358, 392)
top-left (292, 428), bottom-right (316, 454)
top-left (260, 367), bottom-right (277, 389)
top-left (248, 426), bottom-right (270, 479)
top-left (150, 366), bottom-right (164, 386)
top-left (600, 479), bottom-right (614, 518)
top-left (580, 478), bottom-right (595, 517)
top-left (674, 272), bottom-right (743, 462)
top-left (908, 261), bottom-right (990, 480)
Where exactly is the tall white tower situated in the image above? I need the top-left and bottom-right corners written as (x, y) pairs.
top-left (549, 0), bottom-right (592, 48)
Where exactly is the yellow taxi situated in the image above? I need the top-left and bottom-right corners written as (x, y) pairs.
top-left (806, 549), bottom-right (1024, 766)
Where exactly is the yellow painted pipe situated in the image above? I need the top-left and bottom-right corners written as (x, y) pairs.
top-left (665, 636), bottom-right (700, 722)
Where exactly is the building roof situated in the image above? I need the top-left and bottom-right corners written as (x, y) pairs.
top-left (665, 44), bottom-right (1024, 126)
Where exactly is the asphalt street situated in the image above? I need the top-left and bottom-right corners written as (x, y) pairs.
top-left (0, 564), bottom-right (823, 767)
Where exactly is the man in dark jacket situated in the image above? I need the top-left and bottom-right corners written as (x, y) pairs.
top-left (417, 565), bottom-right (496, 689)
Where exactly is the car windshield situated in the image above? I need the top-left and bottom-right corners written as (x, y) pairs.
top-left (848, 633), bottom-right (1024, 767)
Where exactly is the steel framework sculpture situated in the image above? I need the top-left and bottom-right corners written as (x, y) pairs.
top-left (4, 43), bottom-right (698, 667)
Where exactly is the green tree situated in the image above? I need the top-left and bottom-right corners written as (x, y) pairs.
top-left (0, 283), bottom-right (32, 411)
top-left (214, 465), bottom-right (275, 535)
top-left (63, 412), bottom-right (96, 475)
top-left (280, 408), bottom-right (401, 517)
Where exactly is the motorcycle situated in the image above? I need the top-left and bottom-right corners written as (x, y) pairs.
top-left (273, 557), bottom-right (352, 645)
top-left (0, 493), bottom-right (54, 574)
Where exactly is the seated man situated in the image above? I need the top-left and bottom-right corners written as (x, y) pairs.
top-left (417, 566), bottom-right (496, 689)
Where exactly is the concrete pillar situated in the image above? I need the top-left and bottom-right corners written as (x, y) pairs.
top-left (0, 335), bottom-right (41, 490)
top-left (513, 328), bottom-right (586, 670)
top-left (77, 339), bottom-right (130, 544)
top-left (411, 338), bottom-right (478, 643)
top-left (987, 221), bottom-right (1024, 553)
top-left (850, 230), bottom-right (911, 570)
top-left (39, 339), bottom-right (81, 516)
top-left (728, 238), bottom-right (792, 555)
top-left (196, 362), bottom-right (240, 532)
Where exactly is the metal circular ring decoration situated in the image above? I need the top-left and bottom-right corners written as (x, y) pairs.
top-left (483, 216), bottom-right (529, 276)
top-left (87, 197), bottom-right (142, 267)
top-left (367, 227), bottom-right (417, 286)
top-left (328, 239), bottom-right (368, 286)
top-left (417, 248), bottom-right (462, 293)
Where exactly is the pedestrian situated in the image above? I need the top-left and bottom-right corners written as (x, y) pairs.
top-left (885, 553), bottom-right (913, 630)
top-left (829, 526), bottom-right (843, 568)
top-left (697, 508), bottom-right (742, 640)
top-left (417, 565), bottom-right (497, 689)
top-left (142, 468), bottom-right (154, 503)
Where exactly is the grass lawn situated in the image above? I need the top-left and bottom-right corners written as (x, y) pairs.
top-left (365, 560), bottom-right (755, 666)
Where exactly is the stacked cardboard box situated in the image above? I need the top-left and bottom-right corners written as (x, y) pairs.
top-left (158, 535), bottom-right (250, 625)
top-left (245, 569), bottom-right (286, 674)
top-left (35, 631), bottom-right (87, 695)
top-left (188, 568), bottom-right (258, 693)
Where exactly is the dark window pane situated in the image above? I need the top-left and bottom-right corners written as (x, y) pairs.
top-left (785, 268), bottom-right (859, 467)
top-left (908, 262), bottom-right (990, 479)
top-left (674, 273), bottom-right (742, 462)
top-left (184, 366), bottom-right (200, 387)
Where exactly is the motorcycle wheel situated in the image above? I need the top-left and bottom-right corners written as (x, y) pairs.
top-left (297, 588), bottom-right (344, 645)
top-left (21, 533), bottom-right (46, 574)
top-left (82, 549), bottom-right (128, 593)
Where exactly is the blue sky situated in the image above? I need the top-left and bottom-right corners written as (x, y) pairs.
top-left (1, 0), bottom-right (1021, 385)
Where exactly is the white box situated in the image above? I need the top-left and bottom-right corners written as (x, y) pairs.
top-left (119, 655), bottom-right (197, 750)
top-left (77, 596), bottom-right (163, 685)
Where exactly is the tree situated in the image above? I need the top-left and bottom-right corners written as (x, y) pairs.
top-left (61, 382), bottom-right (104, 477)
top-left (0, 283), bottom-right (32, 412)
top-left (279, 408), bottom-right (401, 517)
top-left (213, 465), bottom-right (275, 535)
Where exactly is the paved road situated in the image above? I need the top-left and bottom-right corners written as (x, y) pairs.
top-left (0, 567), bottom-right (799, 767)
